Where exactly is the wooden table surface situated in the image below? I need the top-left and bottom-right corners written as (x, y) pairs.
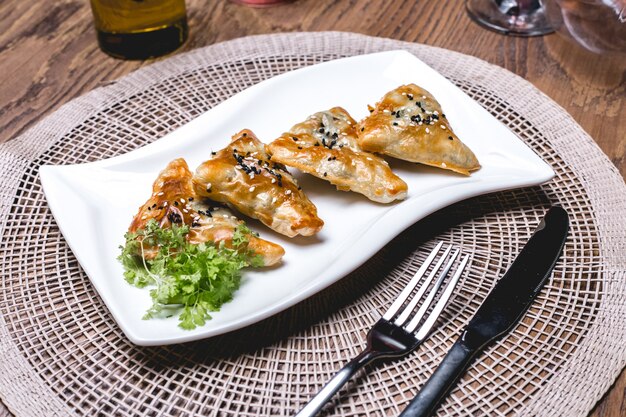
top-left (0, 0), bottom-right (624, 416)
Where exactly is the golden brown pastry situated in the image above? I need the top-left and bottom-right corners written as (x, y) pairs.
top-left (357, 84), bottom-right (480, 175)
top-left (267, 107), bottom-right (408, 203)
top-left (130, 158), bottom-right (284, 266)
top-left (192, 130), bottom-right (324, 238)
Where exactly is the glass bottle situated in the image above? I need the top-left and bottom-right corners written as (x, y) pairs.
top-left (90, 0), bottom-right (188, 60)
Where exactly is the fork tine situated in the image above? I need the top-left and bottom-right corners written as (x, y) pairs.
top-left (394, 245), bottom-right (453, 326)
top-left (412, 254), bottom-right (470, 339)
top-left (403, 249), bottom-right (460, 332)
top-left (382, 242), bottom-right (444, 321)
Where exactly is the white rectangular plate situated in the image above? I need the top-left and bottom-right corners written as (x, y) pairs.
top-left (40, 50), bottom-right (554, 346)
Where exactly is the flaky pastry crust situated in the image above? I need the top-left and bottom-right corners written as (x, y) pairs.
top-left (357, 84), bottom-right (480, 175)
top-left (130, 158), bottom-right (284, 266)
top-left (267, 107), bottom-right (408, 203)
top-left (193, 130), bottom-right (324, 237)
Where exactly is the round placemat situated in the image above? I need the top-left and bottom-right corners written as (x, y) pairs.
top-left (0, 32), bottom-right (625, 417)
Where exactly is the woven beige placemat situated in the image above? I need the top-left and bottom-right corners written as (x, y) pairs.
top-left (0, 32), bottom-right (624, 417)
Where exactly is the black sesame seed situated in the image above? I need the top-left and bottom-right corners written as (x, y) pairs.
top-left (242, 132), bottom-right (247, 137)
top-left (448, 136), bottom-right (453, 140)
top-left (360, 127), bottom-right (365, 131)
top-left (174, 201), bottom-right (179, 206)
top-left (314, 142), bottom-right (320, 146)
top-left (323, 172), bottom-right (327, 177)
top-left (167, 211), bottom-right (182, 224)
top-left (318, 128), bottom-right (324, 133)
top-left (297, 146), bottom-right (302, 150)
top-left (188, 197), bottom-right (193, 201)
top-left (407, 93), bottom-right (414, 100)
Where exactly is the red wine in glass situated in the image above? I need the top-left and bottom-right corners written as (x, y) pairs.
top-left (466, 0), bottom-right (555, 36)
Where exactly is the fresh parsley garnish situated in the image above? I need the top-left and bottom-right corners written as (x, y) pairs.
top-left (117, 219), bottom-right (262, 330)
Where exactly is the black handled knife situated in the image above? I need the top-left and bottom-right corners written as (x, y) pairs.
top-left (399, 206), bottom-right (569, 417)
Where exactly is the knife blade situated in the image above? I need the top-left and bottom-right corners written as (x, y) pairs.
top-left (399, 206), bottom-right (569, 417)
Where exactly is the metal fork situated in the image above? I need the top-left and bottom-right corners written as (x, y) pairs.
top-left (295, 242), bottom-right (470, 417)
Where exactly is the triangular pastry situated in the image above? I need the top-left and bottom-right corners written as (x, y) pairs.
top-left (267, 107), bottom-right (408, 203)
top-left (129, 158), bottom-right (285, 266)
top-left (192, 130), bottom-right (324, 238)
top-left (357, 84), bottom-right (480, 175)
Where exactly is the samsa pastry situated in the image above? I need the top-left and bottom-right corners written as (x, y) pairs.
top-left (129, 158), bottom-right (284, 266)
top-left (267, 107), bottom-right (408, 203)
top-left (357, 84), bottom-right (480, 176)
top-left (192, 129), bottom-right (324, 238)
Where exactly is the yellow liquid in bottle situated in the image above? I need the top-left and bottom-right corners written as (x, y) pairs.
top-left (90, 0), bottom-right (188, 60)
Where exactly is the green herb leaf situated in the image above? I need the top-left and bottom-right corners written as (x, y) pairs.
top-left (118, 219), bottom-right (257, 330)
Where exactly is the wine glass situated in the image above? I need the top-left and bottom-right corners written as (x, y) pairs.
top-left (466, 0), bottom-right (555, 36)
top-left (544, 0), bottom-right (626, 54)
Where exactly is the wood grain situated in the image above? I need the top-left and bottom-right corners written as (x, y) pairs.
top-left (0, 1), bottom-right (623, 416)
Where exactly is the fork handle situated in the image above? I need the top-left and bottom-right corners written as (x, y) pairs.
top-left (295, 349), bottom-right (378, 417)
